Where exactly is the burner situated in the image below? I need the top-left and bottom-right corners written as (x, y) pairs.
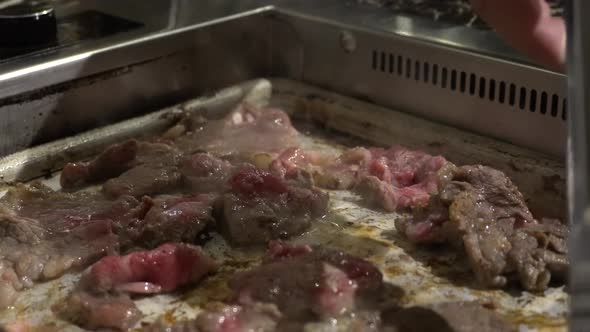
top-left (0, 2), bottom-right (57, 46)
top-left (359, 0), bottom-right (565, 30)
top-left (0, 9), bottom-right (143, 63)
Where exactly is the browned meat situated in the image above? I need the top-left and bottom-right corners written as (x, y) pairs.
top-left (102, 142), bottom-right (183, 198)
top-left (60, 139), bottom-right (139, 189)
top-left (382, 302), bottom-right (515, 332)
top-left (216, 167), bottom-right (329, 246)
top-left (61, 243), bottom-right (216, 331)
top-left (353, 147), bottom-right (455, 211)
top-left (302, 311), bottom-right (383, 332)
top-left (129, 195), bottom-right (215, 248)
top-left (80, 243), bottom-right (216, 294)
top-left (0, 183), bottom-right (131, 308)
top-left (398, 165), bottom-right (569, 291)
top-left (174, 104), bottom-right (300, 156)
top-left (230, 244), bottom-right (383, 321)
top-left (196, 302), bottom-right (281, 332)
top-left (60, 291), bottom-right (142, 331)
top-left (103, 165), bottom-right (182, 198)
top-left (140, 302), bottom-right (281, 332)
top-left (180, 152), bottom-right (233, 193)
top-left (271, 146), bottom-right (454, 212)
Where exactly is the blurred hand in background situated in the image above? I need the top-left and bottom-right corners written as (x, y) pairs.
top-left (470, 0), bottom-right (566, 71)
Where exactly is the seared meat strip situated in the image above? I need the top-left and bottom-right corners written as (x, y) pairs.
top-left (382, 301), bottom-right (515, 332)
top-left (0, 183), bottom-right (140, 308)
top-left (60, 139), bottom-right (139, 189)
top-left (270, 146), bottom-right (454, 211)
top-left (230, 243), bottom-right (383, 320)
top-left (80, 243), bottom-right (216, 294)
top-left (140, 302), bottom-right (281, 332)
top-left (216, 167), bottom-right (329, 246)
top-left (174, 104), bottom-right (300, 156)
top-left (61, 291), bottom-right (142, 331)
top-left (128, 194), bottom-right (215, 248)
top-left (398, 165), bottom-right (569, 290)
top-left (180, 152), bottom-right (234, 193)
top-left (102, 142), bottom-right (183, 198)
top-left (61, 243), bottom-right (216, 331)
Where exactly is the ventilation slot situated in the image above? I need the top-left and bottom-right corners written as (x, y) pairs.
top-left (423, 62), bottom-right (430, 83)
top-left (499, 81), bottom-right (506, 103)
top-left (370, 50), bottom-right (566, 122)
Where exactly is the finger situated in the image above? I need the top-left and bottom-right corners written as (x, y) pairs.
top-left (470, 0), bottom-right (565, 71)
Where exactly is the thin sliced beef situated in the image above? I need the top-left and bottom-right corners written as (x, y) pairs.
top-left (129, 195), bottom-right (215, 248)
top-left (302, 311), bottom-right (383, 332)
top-left (231, 259), bottom-right (357, 319)
top-left (0, 182), bottom-right (141, 234)
top-left (230, 244), bottom-right (383, 320)
top-left (270, 147), bottom-right (331, 187)
top-left (61, 244), bottom-right (216, 331)
top-left (271, 146), bottom-right (454, 211)
top-left (354, 146), bottom-right (455, 211)
top-left (265, 241), bottom-right (383, 297)
top-left (140, 302), bottom-right (281, 332)
top-left (80, 243), bottom-right (216, 294)
top-left (217, 167), bottom-right (329, 246)
top-left (0, 183), bottom-right (134, 307)
top-left (398, 165), bottom-right (569, 290)
top-left (174, 104), bottom-right (300, 156)
top-left (180, 152), bottom-right (233, 193)
top-left (60, 139), bottom-right (139, 189)
top-left (196, 302), bottom-right (282, 332)
top-left (382, 302), bottom-right (515, 332)
top-left (60, 291), bottom-right (142, 331)
top-left (102, 142), bottom-right (183, 198)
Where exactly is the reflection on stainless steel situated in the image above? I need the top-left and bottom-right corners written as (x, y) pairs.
top-left (0, 0), bottom-right (566, 158)
top-left (357, 0), bottom-right (565, 30)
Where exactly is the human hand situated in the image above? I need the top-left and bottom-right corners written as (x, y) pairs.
top-left (469, 0), bottom-right (566, 71)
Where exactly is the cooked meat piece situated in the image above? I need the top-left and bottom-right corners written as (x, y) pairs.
top-left (196, 302), bottom-right (282, 332)
top-left (270, 147), bottom-right (332, 187)
top-left (139, 319), bottom-right (200, 332)
top-left (354, 147), bottom-right (455, 211)
top-left (130, 195), bottom-right (215, 248)
top-left (102, 142), bottom-right (183, 198)
top-left (265, 240), bottom-right (313, 262)
top-left (61, 244), bottom-right (215, 331)
top-left (60, 291), bottom-right (142, 331)
top-left (230, 244), bottom-right (382, 320)
top-left (180, 152), bottom-right (233, 193)
top-left (231, 260), bottom-right (357, 319)
top-left (0, 183), bottom-right (128, 307)
top-left (80, 243), bottom-right (216, 294)
top-left (277, 146), bottom-right (454, 211)
top-left (314, 147), bottom-right (373, 190)
top-left (174, 104), bottom-right (300, 156)
top-left (217, 167), bottom-right (329, 246)
top-left (60, 139), bottom-right (139, 189)
top-left (382, 302), bottom-right (515, 332)
top-left (302, 311), bottom-right (383, 332)
top-left (395, 198), bottom-right (451, 244)
top-left (103, 165), bottom-right (182, 198)
top-left (398, 165), bottom-right (569, 291)
top-left (265, 242), bottom-right (383, 297)
top-left (0, 182), bottom-right (141, 234)
top-left (140, 302), bottom-right (281, 332)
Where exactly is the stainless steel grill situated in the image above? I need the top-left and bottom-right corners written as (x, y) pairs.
top-left (0, 1), bottom-right (570, 331)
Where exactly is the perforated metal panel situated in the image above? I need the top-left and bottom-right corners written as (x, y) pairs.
top-left (273, 12), bottom-right (567, 157)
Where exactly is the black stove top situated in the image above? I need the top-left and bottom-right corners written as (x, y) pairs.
top-left (359, 0), bottom-right (564, 30)
top-left (0, 2), bottom-right (143, 63)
